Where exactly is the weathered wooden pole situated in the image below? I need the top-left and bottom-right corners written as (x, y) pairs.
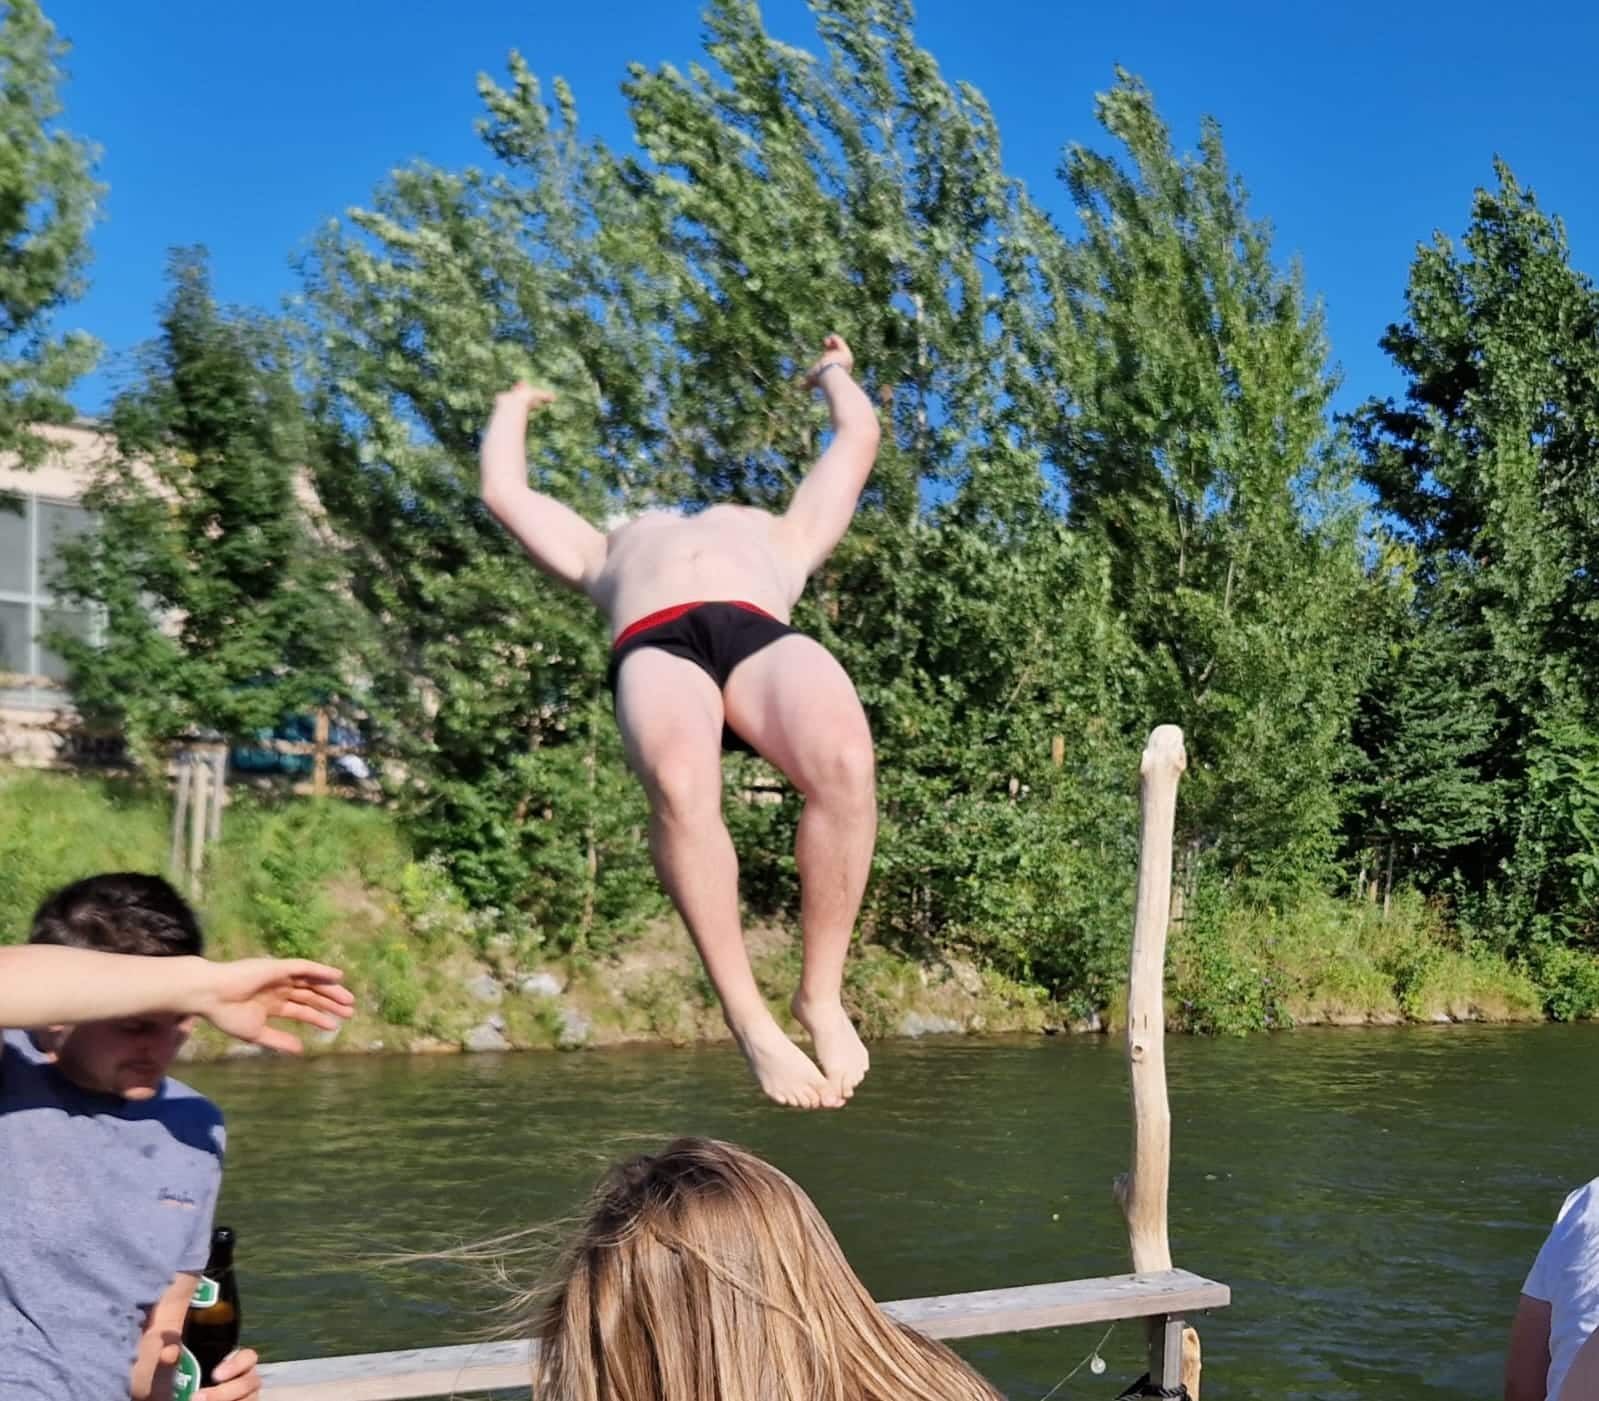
top-left (1115, 724), bottom-right (1192, 1393)
top-left (169, 750), bottom-right (192, 876)
top-left (208, 743), bottom-right (226, 845)
top-left (188, 750), bottom-right (210, 897)
top-left (313, 708), bottom-right (330, 797)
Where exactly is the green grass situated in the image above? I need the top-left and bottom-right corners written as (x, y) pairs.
top-left (1167, 889), bottom-right (1547, 1034)
top-left (0, 770), bottom-right (493, 1052)
top-left (0, 771), bottom-right (170, 932)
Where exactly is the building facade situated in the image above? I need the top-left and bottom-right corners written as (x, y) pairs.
top-left (0, 423), bottom-right (110, 766)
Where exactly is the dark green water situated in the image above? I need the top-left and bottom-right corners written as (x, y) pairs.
top-left (186, 1025), bottom-right (1598, 1399)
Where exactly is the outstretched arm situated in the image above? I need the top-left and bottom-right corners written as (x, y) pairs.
top-left (0, 947), bottom-right (354, 1054)
top-left (776, 336), bottom-right (882, 579)
top-left (480, 383), bottom-right (607, 592)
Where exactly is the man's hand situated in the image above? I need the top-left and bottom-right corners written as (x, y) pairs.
top-left (197, 1349), bottom-right (261, 1401)
top-left (779, 331), bottom-right (881, 581)
top-left (495, 381), bottom-right (556, 414)
top-left (803, 334), bottom-right (854, 388)
top-left (191, 959), bottom-right (355, 1055)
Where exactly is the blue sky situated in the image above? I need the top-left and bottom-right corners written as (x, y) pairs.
top-left (43, 0), bottom-right (1599, 417)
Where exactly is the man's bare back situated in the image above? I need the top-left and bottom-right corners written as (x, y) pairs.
top-left (590, 505), bottom-right (801, 635)
top-left (480, 336), bottom-right (881, 1110)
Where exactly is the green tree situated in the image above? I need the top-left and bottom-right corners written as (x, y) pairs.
top-left (53, 249), bottom-right (352, 761)
top-left (1345, 578), bottom-right (1503, 906)
top-left (616, 0), bottom-right (1136, 987)
top-left (1355, 162), bottom-right (1599, 945)
top-left (0, 0), bottom-right (98, 466)
top-left (1012, 72), bottom-right (1378, 898)
top-left (302, 69), bottom-right (667, 937)
top-left (301, 0), bottom-right (1121, 966)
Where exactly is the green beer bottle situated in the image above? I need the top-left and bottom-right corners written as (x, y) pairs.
top-left (174, 1226), bottom-right (241, 1399)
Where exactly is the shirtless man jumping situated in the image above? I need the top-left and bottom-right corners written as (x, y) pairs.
top-left (481, 335), bottom-right (881, 1110)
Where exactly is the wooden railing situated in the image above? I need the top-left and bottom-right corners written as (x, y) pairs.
top-left (259, 1269), bottom-right (1230, 1399)
top-left (256, 726), bottom-right (1225, 1400)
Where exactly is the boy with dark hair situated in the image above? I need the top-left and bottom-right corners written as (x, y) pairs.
top-left (30, 871), bottom-right (205, 956)
top-left (0, 872), bottom-right (355, 1401)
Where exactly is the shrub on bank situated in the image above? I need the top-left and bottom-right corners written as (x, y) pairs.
top-left (0, 772), bottom-right (1589, 1043)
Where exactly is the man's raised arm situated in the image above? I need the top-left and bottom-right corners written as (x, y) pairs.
top-left (777, 335), bottom-right (882, 579)
top-left (480, 382), bottom-right (607, 591)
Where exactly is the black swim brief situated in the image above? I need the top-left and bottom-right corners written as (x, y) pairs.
top-left (606, 600), bottom-right (798, 755)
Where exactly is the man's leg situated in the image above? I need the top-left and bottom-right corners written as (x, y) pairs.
top-left (614, 647), bottom-right (839, 1110)
top-left (723, 634), bottom-right (876, 1099)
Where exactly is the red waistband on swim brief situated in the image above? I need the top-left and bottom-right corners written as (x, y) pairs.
top-left (612, 600), bottom-right (776, 650)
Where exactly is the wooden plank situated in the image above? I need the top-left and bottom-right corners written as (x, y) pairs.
top-left (882, 1268), bottom-right (1228, 1340)
top-left (259, 1270), bottom-right (1230, 1399)
top-left (254, 738), bottom-right (354, 761)
top-left (313, 707), bottom-right (330, 796)
top-left (241, 738), bottom-right (358, 758)
top-left (259, 1339), bottom-right (531, 1401)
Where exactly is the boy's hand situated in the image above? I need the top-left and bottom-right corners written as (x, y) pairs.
top-left (192, 959), bottom-right (355, 1055)
top-left (495, 381), bottom-right (556, 414)
top-left (803, 334), bottom-right (854, 388)
top-left (197, 1348), bottom-right (260, 1401)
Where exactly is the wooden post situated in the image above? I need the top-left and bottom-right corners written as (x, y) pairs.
top-left (1154, 1316), bottom-right (1186, 1392)
top-left (313, 708), bottom-right (330, 797)
top-left (188, 750), bottom-right (210, 895)
top-left (169, 751), bottom-right (192, 876)
top-left (1115, 724), bottom-right (1188, 1388)
top-left (1051, 734), bottom-right (1065, 768)
top-left (208, 744), bottom-right (226, 845)
top-left (1182, 1324), bottom-right (1202, 1398)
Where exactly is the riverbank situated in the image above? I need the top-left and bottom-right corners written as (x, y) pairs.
top-left (185, 902), bottom-right (1556, 1063)
top-left (0, 770), bottom-right (1584, 1060)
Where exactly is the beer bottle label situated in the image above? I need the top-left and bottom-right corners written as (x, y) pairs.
top-left (172, 1344), bottom-right (202, 1401)
top-left (191, 1274), bottom-right (221, 1309)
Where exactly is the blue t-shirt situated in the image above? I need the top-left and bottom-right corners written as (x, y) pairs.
top-left (0, 1028), bottom-right (225, 1400)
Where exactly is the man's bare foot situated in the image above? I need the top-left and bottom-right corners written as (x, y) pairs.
top-left (792, 993), bottom-right (870, 1101)
top-left (729, 1010), bottom-right (842, 1110)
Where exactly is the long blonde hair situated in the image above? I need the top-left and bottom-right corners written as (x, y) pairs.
top-left (532, 1137), bottom-right (1004, 1401)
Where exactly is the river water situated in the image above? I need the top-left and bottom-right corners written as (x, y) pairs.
top-left (186, 1024), bottom-right (1599, 1399)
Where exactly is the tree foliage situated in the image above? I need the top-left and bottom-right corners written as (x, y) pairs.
top-left (32, 0), bottom-right (1592, 1014)
top-left (53, 250), bottom-right (352, 760)
top-left (295, 3), bottom-right (1392, 997)
top-left (0, 0), bottom-right (98, 465)
top-left (1356, 162), bottom-right (1599, 977)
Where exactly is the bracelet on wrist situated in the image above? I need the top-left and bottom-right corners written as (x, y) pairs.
top-left (812, 361), bottom-right (850, 385)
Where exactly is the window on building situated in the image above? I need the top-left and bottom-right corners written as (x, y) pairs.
top-left (0, 494), bottom-right (99, 702)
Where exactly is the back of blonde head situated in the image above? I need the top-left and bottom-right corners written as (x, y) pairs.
top-left (533, 1137), bottom-right (1003, 1401)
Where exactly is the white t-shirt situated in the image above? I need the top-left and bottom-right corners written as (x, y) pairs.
top-left (1525, 1179), bottom-right (1599, 1401)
